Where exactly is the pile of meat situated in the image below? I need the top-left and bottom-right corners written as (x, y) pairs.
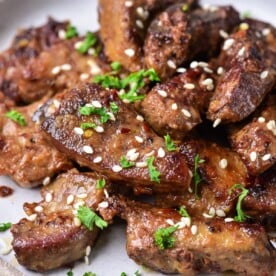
top-left (0, 0), bottom-right (275, 274)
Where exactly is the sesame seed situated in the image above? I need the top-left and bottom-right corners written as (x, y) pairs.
top-left (67, 195), bottom-right (74, 205)
top-left (176, 67), bottom-right (186, 73)
top-left (188, 187), bottom-right (193, 193)
top-left (107, 112), bottom-right (116, 121)
top-left (42, 176), bottom-right (51, 186)
top-left (216, 209), bottom-right (226, 217)
top-left (45, 192), bottom-right (53, 203)
top-left (136, 19), bottom-right (144, 29)
top-left (219, 29), bottom-right (229, 39)
top-left (198, 61), bottom-right (209, 68)
top-left (93, 156), bottom-right (102, 163)
top-left (157, 89), bottom-right (167, 97)
top-left (167, 59), bottom-right (176, 69)
top-left (124, 48), bottom-right (135, 57)
top-left (77, 193), bottom-right (88, 199)
top-left (127, 148), bottom-right (137, 157)
top-left (262, 28), bottom-right (271, 36)
top-left (191, 225), bottom-right (198, 235)
top-left (58, 29), bottom-right (66, 39)
top-left (267, 120), bottom-right (276, 131)
top-left (262, 153), bottom-right (271, 161)
top-left (209, 207), bottom-right (216, 216)
top-left (157, 147), bottom-right (166, 158)
top-left (250, 151), bottom-right (257, 162)
top-left (224, 217), bottom-right (234, 223)
top-left (136, 115), bottom-right (144, 122)
top-left (204, 67), bottom-right (214, 74)
top-left (112, 165), bottom-right (123, 172)
top-left (219, 158), bottom-right (228, 169)
top-left (26, 214), bottom-right (37, 221)
top-left (213, 118), bottom-right (221, 128)
top-left (91, 100), bottom-right (102, 108)
top-left (258, 117), bottom-right (266, 123)
top-left (190, 61), bottom-right (198, 69)
top-left (206, 84), bottom-right (214, 91)
top-left (260, 70), bottom-right (269, 79)
top-left (166, 219), bottom-right (175, 226)
top-left (135, 136), bottom-right (144, 143)
top-left (86, 245), bottom-right (91, 256)
top-left (60, 63), bottom-right (72, 71)
top-left (98, 201), bottom-right (109, 208)
top-left (73, 201), bottom-right (85, 210)
top-left (74, 127), bottom-right (84, 135)
top-left (125, 0), bottom-right (133, 7)
top-left (181, 108), bottom-right (192, 118)
top-left (88, 48), bottom-right (96, 55)
top-left (80, 73), bottom-right (89, 81)
top-left (34, 206), bottom-right (43, 213)
top-left (238, 46), bottom-right (245, 56)
top-left (203, 213), bottom-right (214, 218)
top-left (136, 161), bottom-right (147, 168)
top-left (51, 66), bottom-right (61, 75)
top-left (129, 152), bottom-right (140, 161)
top-left (122, 99), bottom-right (130, 104)
top-left (84, 256), bottom-right (89, 265)
top-left (239, 22), bottom-right (249, 30)
top-left (87, 60), bottom-right (102, 75)
top-left (104, 189), bottom-right (109, 198)
top-left (188, 170), bottom-right (193, 177)
top-left (74, 217), bottom-right (81, 227)
top-left (74, 41), bottom-right (83, 49)
top-left (217, 66), bottom-right (224, 75)
top-left (181, 217), bottom-right (191, 227)
top-left (83, 145), bottom-right (93, 154)
top-left (145, 150), bottom-right (155, 157)
top-left (223, 38), bottom-right (235, 51)
top-left (202, 78), bottom-right (213, 86)
top-left (184, 83), bottom-right (195, 90)
top-left (95, 126), bottom-right (104, 133)
top-left (171, 103), bottom-right (178, 110)
top-left (136, 6), bottom-right (149, 20)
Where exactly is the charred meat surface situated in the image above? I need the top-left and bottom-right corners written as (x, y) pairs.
top-left (11, 169), bottom-right (109, 271)
top-left (100, 197), bottom-right (275, 275)
top-left (144, 5), bottom-right (239, 79)
top-left (41, 83), bottom-right (191, 194)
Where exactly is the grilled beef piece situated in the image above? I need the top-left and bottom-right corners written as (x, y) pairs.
top-left (98, 0), bottom-right (198, 72)
top-left (144, 5), bottom-right (239, 79)
top-left (41, 83), bottom-right (191, 195)
top-left (207, 27), bottom-right (275, 123)
top-left (0, 97), bottom-right (72, 187)
top-left (11, 169), bottom-right (109, 272)
top-left (229, 95), bottom-right (276, 175)
top-left (99, 197), bottom-right (275, 275)
top-left (140, 67), bottom-right (215, 139)
top-left (0, 19), bottom-right (109, 104)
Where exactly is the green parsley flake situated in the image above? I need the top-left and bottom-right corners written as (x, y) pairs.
top-left (77, 32), bottom-right (97, 54)
top-left (0, 222), bottom-right (12, 232)
top-left (5, 110), bottom-right (26, 126)
top-left (77, 206), bottom-right (108, 230)
top-left (67, 270), bottom-right (73, 276)
top-left (182, 4), bottom-right (189, 12)
top-left (79, 105), bottom-right (110, 124)
top-left (146, 157), bottom-right (160, 183)
top-left (134, 271), bottom-right (141, 276)
top-left (120, 156), bottom-right (135, 168)
top-left (229, 184), bottom-right (249, 222)
top-left (154, 225), bottom-right (178, 250)
top-left (96, 179), bottom-right (106, 189)
top-left (80, 122), bottom-right (96, 130)
top-left (120, 273), bottom-right (127, 276)
top-left (179, 206), bottom-right (190, 218)
top-left (93, 75), bottom-right (122, 89)
top-left (164, 134), bottom-right (176, 151)
top-left (111, 61), bottom-right (122, 71)
top-left (193, 154), bottom-right (205, 199)
top-left (110, 102), bottom-right (119, 114)
top-left (241, 10), bottom-right (251, 19)
top-left (83, 273), bottom-right (96, 276)
top-left (65, 24), bottom-right (78, 39)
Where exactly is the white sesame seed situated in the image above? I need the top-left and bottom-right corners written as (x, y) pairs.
top-left (167, 59), bottom-right (176, 69)
top-left (157, 147), bottom-right (166, 158)
top-left (181, 217), bottom-right (191, 227)
top-left (203, 213), bottom-right (214, 218)
top-left (171, 103), bottom-right (178, 110)
top-left (83, 145), bottom-right (93, 154)
top-left (198, 61), bottom-right (209, 68)
top-left (145, 150), bottom-right (155, 157)
top-left (73, 201), bottom-right (85, 210)
top-left (129, 152), bottom-right (140, 161)
top-left (58, 29), bottom-right (66, 39)
top-left (136, 6), bottom-right (149, 20)
top-left (190, 61), bottom-right (198, 69)
top-left (87, 60), bottom-right (102, 75)
top-left (217, 66), bottom-right (224, 75)
top-left (181, 108), bottom-right (192, 118)
top-left (258, 117), bottom-right (266, 123)
top-left (51, 66), bottom-right (61, 75)
top-left (74, 127), bottom-right (84, 135)
top-left (216, 209), bottom-right (226, 217)
top-left (174, 221), bottom-right (186, 229)
top-left (26, 214), bottom-right (37, 221)
top-left (135, 136), bottom-right (144, 143)
top-left (219, 29), bottom-right (229, 39)
top-left (136, 115), bottom-right (144, 122)
top-left (238, 46), bottom-right (245, 56)
top-left (127, 148), bottom-right (137, 157)
top-left (219, 158), bottom-right (228, 169)
top-left (184, 83), bottom-right (195, 90)
top-left (107, 112), bottom-right (116, 121)
top-left (84, 256), bottom-right (89, 265)
top-left (262, 28), bottom-right (271, 36)
top-left (98, 201), bottom-right (109, 208)
top-left (203, 67), bottom-right (214, 74)
top-left (157, 89), bottom-right (167, 97)
top-left (176, 67), bottom-right (186, 73)
top-left (94, 126), bottom-right (104, 133)
top-left (34, 206), bottom-right (43, 213)
top-left (60, 63), bottom-right (72, 71)
top-left (136, 161), bottom-right (147, 168)
top-left (188, 187), bottom-right (193, 193)
top-left (67, 195), bottom-right (74, 205)
top-left (191, 225), bottom-right (198, 235)
top-left (260, 70), bottom-right (269, 79)
top-left (136, 19), bottom-right (144, 29)
top-left (74, 41), bottom-right (83, 49)
top-left (188, 170), bottom-right (193, 178)
top-left (239, 22), bottom-right (249, 30)
top-left (86, 245), bottom-right (91, 256)
top-left (262, 153), bottom-right (271, 161)
top-left (42, 176), bottom-right (51, 186)
top-left (74, 217), bottom-right (82, 227)
top-left (213, 118), bottom-right (221, 128)
top-left (202, 78), bottom-right (213, 86)
top-left (93, 156), bottom-right (102, 163)
top-left (125, 0), bottom-right (133, 7)
top-left (224, 217), bottom-right (234, 223)
top-left (88, 48), bottom-right (96, 55)
top-left (250, 151), bottom-right (257, 162)
top-left (123, 99), bottom-right (130, 104)
top-left (91, 100), bottom-right (102, 108)
top-left (77, 193), bottom-right (88, 199)
top-left (45, 192), bottom-right (53, 203)
top-left (223, 38), bottom-right (235, 51)
top-left (166, 219), bottom-right (175, 226)
top-left (104, 189), bottom-right (109, 199)
top-left (209, 207), bottom-right (216, 216)
top-left (124, 48), bottom-right (135, 57)
top-left (112, 165), bottom-right (123, 172)
top-left (267, 120), bottom-right (276, 131)
top-left (80, 73), bottom-right (89, 81)
top-left (206, 84), bottom-right (214, 91)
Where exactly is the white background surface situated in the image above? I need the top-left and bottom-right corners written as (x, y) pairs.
top-left (0, 0), bottom-right (275, 275)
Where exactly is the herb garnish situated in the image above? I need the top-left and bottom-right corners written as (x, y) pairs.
top-left (146, 157), bottom-right (160, 183)
top-left (164, 134), bottom-right (176, 151)
top-left (0, 222), bottom-right (12, 232)
top-left (229, 184), bottom-right (249, 222)
top-left (120, 273), bottom-right (127, 276)
top-left (154, 225), bottom-right (178, 250)
top-left (77, 32), bottom-right (97, 54)
top-left (241, 10), bottom-right (251, 19)
top-left (79, 105), bottom-right (110, 124)
top-left (96, 179), bottom-right (106, 189)
top-left (93, 75), bottom-right (122, 89)
top-left (83, 273), bottom-right (96, 276)
top-left (110, 61), bottom-right (122, 72)
top-left (134, 271), bottom-right (141, 276)
top-left (80, 122), bottom-right (96, 130)
top-left (67, 270), bottom-right (73, 276)
top-left (110, 102), bottom-right (119, 114)
top-left (65, 24), bottom-right (78, 39)
top-left (5, 110), bottom-right (26, 126)
top-left (193, 154), bottom-right (205, 199)
top-left (182, 4), bottom-right (189, 12)
top-left (179, 206), bottom-right (190, 218)
top-left (120, 156), bottom-right (135, 169)
top-left (77, 206), bottom-right (108, 230)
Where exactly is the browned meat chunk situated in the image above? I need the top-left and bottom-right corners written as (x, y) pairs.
top-left (41, 83), bottom-right (191, 195)
top-left (140, 66), bottom-right (215, 139)
top-left (0, 18), bottom-right (109, 104)
top-left (98, 0), bottom-right (198, 72)
top-left (100, 197), bottom-right (275, 275)
top-left (0, 97), bottom-right (72, 187)
top-left (11, 169), bottom-right (109, 271)
top-left (229, 95), bottom-right (276, 175)
top-left (144, 5), bottom-right (239, 79)
top-left (207, 26), bottom-right (275, 123)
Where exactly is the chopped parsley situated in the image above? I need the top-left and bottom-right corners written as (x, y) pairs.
top-left (193, 154), bottom-right (205, 199)
top-left (111, 61), bottom-right (122, 71)
top-left (77, 32), bottom-right (97, 54)
top-left (134, 271), bottom-right (141, 276)
top-left (241, 10), bottom-right (251, 19)
top-left (179, 206), bottom-right (190, 218)
top-left (93, 75), bottom-right (121, 89)
top-left (164, 134), bottom-right (176, 151)
top-left (120, 156), bottom-right (135, 168)
top-left (67, 270), bottom-right (73, 276)
top-left (65, 24), bottom-right (78, 39)
top-left (77, 206), bottom-right (108, 230)
top-left (146, 157), bottom-right (160, 183)
top-left (5, 110), bottom-right (26, 126)
top-left (154, 225), bottom-right (178, 250)
top-left (80, 122), bottom-right (96, 130)
top-left (182, 4), bottom-right (189, 12)
top-left (79, 105), bottom-right (110, 124)
top-left (120, 273), bottom-right (127, 276)
top-left (110, 102), bottom-right (119, 114)
top-left (229, 184), bottom-right (249, 222)
top-left (83, 273), bottom-right (96, 276)
top-left (0, 222), bottom-right (11, 232)
top-left (96, 179), bottom-right (106, 189)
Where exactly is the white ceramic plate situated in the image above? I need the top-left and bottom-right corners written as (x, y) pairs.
top-left (0, 1), bottom-right (275, 275)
